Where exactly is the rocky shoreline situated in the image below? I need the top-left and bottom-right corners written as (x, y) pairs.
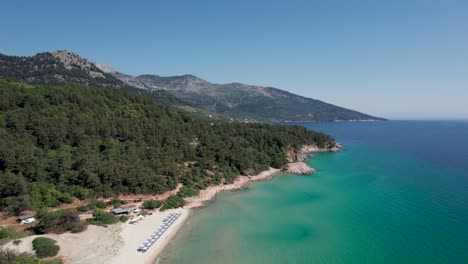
top-left (184, 167), bottom-right (281, 209)
top-left (184, 143), bottom-right (342, 208)
top-left (282, 162), bottom-right (316, 175)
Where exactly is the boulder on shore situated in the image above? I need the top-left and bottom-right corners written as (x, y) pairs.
top-left (283, 162), bottom-right (316, 175)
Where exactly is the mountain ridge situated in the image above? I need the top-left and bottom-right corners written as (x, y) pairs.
top-left (109, 71), bottom-right (385, 122)
top-left (0, 50), bottom-right (385, 122)
top-left (0, 51), bottom-right (223, 119)
top-left (0, 50), bottom-right (123, 87)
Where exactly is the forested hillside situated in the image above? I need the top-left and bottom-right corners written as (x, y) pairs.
top-left (0, 79), bottom-right (335, 215)
top-left (116, 74), bottom-right (385, 122)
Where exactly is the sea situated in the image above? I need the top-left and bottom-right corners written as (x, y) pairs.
top-left (159, 121), bottom-right (468, 264)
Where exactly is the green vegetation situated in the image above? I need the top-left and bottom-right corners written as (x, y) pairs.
top-left (119, 215), bottom-right (129, 223)
top-left (142, 199), bottom-right (163, 210)
top-left (0, 79), bottom-right (335, 215)
top-left (0, 227), bottom-right (21, 246)
top-left (135, 74), bottom-right (385, 122)
top-left (12, 240), bottom-right (22, 246)
top-left (32, 237), bottom-right (60, 258)
top-left (89, 209), bottom-right (119, 226)
top-left (0, 227), bottom-right (21, 240)
top-left (39, 260), bottom-right (63, 264)
top-left (34, 209), bottom-right (87, 234)
top-left (161, 195), bottom-right (186, 210)
top-left (108, 198), bottom-right (125, 208)
top-left (0, 248), bottom-right (37, 264)
top-left (89, 199), bottom-right (107, 210)
top-left (177, 186), bottom-right (200, 198)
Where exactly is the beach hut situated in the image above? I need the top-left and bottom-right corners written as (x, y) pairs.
top-left (111, 205), bottom-right (138, 215)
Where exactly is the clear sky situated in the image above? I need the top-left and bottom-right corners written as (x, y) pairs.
top-left (2, 0), bottom-right (467, 119)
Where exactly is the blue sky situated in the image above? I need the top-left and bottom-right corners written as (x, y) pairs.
top-left (2, 0), bottom-right (467, 119)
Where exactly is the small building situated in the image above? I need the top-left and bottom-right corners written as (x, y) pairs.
top-left (111, 205), bottom-right (138, 215)
top-left (18, 215), bottom-right (35, 224)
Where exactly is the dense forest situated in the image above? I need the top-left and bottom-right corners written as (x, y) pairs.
top-left (0, 78), bottom-right (335, 215)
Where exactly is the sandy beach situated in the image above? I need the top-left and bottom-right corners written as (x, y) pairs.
top-left (2, 224), bottom-right (123, 264)
top-left (2, 209), bottom-right (190, 264)
top-left (108, 208), bottom-right (190, 264)
top-left (1, 168), bottom-right (281, 264)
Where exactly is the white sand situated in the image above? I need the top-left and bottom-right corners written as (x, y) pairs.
top-left (1, 209), bottom-right (190, 264)
top-left (2, 224), bottom-right (123, 264)
top-left (108, 208), bottom-right (190, 264)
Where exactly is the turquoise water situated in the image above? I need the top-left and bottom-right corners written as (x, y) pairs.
top-left (160, 121), bottom-right (468, 263)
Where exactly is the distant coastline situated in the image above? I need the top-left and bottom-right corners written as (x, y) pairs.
top-left (282, 119), bottom-right (385, 123)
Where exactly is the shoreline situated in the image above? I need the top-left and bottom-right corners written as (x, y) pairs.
top-left (1, 143), bottom-right (341, 264)
top-left (182, 143), bottom-right (342, 210)
top-left (183, 167), bottom-right (281, 209)
top-left (109, 208), bottom-right (191, 264)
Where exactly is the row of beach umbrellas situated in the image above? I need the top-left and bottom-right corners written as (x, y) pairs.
top-left (137, 212), bottom-right (182, 253)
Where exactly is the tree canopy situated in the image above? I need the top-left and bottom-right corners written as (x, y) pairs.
top-left (0, 79), bottom-right (335, 214)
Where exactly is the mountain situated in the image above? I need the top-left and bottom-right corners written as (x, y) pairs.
top-left (0, 51), bottom-right (221, 119)
top-left (108, 72), bottom-right (384, 122)
top-left (0, 50), bottom-right (123, 87)
top-left (0, 50), bottom-right (384, 122)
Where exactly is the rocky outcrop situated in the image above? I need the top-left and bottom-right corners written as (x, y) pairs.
top-left (0, 50), bottom-right (121, 87)
top-left (50, 50), bottom-right (105, 79)
top-left (283, 162), bottom-right (316, 175)
top-left (288, 143), bottom-right (342, 163)
top-left (284, 143), bottom-right (342, 175)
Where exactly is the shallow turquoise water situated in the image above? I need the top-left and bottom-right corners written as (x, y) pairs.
top-left (159, 121), bottom-right (468, 263)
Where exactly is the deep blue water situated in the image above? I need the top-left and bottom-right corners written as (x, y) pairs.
top-left (160, 121), bottom-right (468, 263)
top-left (300, 120), bottom-right (468, 171)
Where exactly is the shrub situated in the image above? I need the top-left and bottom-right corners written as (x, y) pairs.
top-left (142, 199), bottom-right (163, 210)
top-left (161, 195), bottom-right (186, 210)
top-left (2, 196), bottom-right (32, 216)
top-left (0, 227), bottom-right (21, 240)
top-left (76, 205), bottom-right (89, 212)
top-left (109, 198), bottom-right (122, 209)
top-left (32, 237), bottom-right (60, 258)
top-left (89, 199), bottom-right (107, 209)
top-left (35, 209), bottom-right (87, 234)
top-left (58, 193), bottom-right (73, 204)
top-left (89, 209), bottom-right (119, 226)
top-left (13, 239), bottom-right (22, 245)
top-left (69, 221), bottom-right (87, 233)
top-left (177, 186), bottom-right (199, 198)
top-left (119, 215), bottom-right (128, 223)
top-left (40, 260), bottom-right (63, 264)
top-left (0, 248), bottom-right (38, 263)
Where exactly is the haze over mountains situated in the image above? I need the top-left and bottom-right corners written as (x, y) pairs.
top-left (0, 50), bottom-right (384, 122)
